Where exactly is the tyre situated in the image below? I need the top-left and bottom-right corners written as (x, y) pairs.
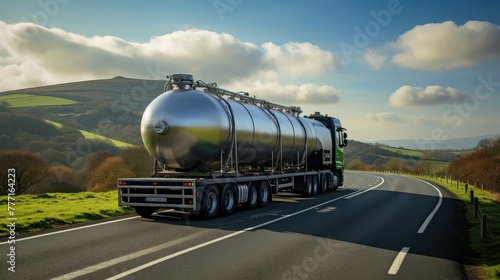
top-left (303, 176), bottom-right (313, 197)
top-left (312, 175), bottom-right (318, 196)
top-left (135, 207), bottom-right (157, 218)
top-left (331, 171), bottom-right (339, 191)
top-left (200, 185), bottom-right (219, 219)
top-left (244, 182), bottom-right (258, 209)
top-left (319, 174), bottom-right (328, 194)
top-left (258, 180), bottom-right (271, 207)
top-left (220, 183), bottom-right (237, 216)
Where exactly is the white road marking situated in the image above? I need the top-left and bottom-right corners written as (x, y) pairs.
top-left (105, 190), bottom-right (366, 280)
top-left (343, 177), bottom-right (384, 199)
top-left (388, 247), bottom-right (410, 275)
top-left (50, 230), bottom-right (209, 280)
top-left (0, 216), bottom-right (139, 245)
top-left (415, 179), bottom-right (443, 234)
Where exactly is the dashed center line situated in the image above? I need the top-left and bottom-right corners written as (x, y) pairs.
top-left (388, 247), bottom-right (411, 275)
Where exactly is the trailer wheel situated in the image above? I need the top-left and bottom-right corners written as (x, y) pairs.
top-left (200, 185), bottom-right (219, 219)
top-left (258, 180), bottom-right (271, 207)
top-left (244, 182), bottom-right (258, 209)
top-left (303, 176), bottom-right (313, 197)
top-left (319, 174), bottom-right (328, 194)
top-left (135, 207), bottom-right (157, 218)
top-left (220, 183), bottom-right (237, 216)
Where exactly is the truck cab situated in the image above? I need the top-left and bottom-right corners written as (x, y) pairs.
top-left (307, 112), bottom-right (348, 186)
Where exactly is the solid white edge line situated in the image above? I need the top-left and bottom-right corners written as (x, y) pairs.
top-left (105, 190), bottom-right (363, 280)
top-left (415, 179), bottom-right (443, 234)
top-left (0, 216), bottom-right (139, 245)
top-left (388, 247), bottom-right (411, 275)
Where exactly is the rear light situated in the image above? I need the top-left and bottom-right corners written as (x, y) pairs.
top-left (183, 182), bottom-right (193, 186)
top-left (188, 199), bottom-right (193, 205)
top-left (153, 182), bottom-right (158, 186)
top-left (118, 181), bottom-right (127, 186)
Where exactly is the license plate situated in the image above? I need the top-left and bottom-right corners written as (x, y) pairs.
top-left (145, 197), bottom-right (167, 203)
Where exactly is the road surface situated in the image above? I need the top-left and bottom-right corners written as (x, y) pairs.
top-left (0, 171), bottom-right (466, 279)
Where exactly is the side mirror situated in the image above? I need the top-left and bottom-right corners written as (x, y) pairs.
top-left (343, 139), bottom-right (348, 147)
top-left (343, 132), bottom-right (348, 139)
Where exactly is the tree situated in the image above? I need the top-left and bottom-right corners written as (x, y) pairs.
top-left (476, 138), bottom-right (495, 149)
top-left (86, 157), bottom-right (133, 192)
top-left (0, 150), bottom-right (50, 195)
top-left (120, 146), bottom-right (154, 177)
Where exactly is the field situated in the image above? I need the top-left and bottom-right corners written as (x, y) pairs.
top-left (44, 119), bottom-right (134, 148)
top-left (0, 191), bottom-right (134, 237)
top-left (379, 146), bottom-right (424, 157)
top-left (0, 93), bottom-right (79, 107)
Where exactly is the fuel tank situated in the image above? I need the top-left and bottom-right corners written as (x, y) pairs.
top-left (141, 88), bottom-right (332, 170)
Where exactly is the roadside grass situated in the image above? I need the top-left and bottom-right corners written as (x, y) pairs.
top-left (43, 119), bottom-right (134, 148)
top-left (0, 93), bottom-right (79, 107)
top-left (415, 175), bottom-right (500, 279)
top-left (0, 191), bottom-right (134, 237)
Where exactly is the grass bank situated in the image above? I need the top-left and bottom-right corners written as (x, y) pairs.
top-left (415, 175), bottom-right (500, 279)
top-left (0, 191), bottom-right (134, 237)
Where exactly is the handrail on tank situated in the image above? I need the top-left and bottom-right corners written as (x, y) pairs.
top-left (193, 80), bottom-right (303, 116)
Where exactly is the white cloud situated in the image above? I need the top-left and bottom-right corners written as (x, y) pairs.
top-left (226, 79), bottom-right (341, 105)
top-left (389, 85), bottom-right (466, 107)
top-left (364, 112), bottom-right (404, 122)
top-left (363, 49), bottom-right (386, 69)
top-left (0, 21), bottom-right (338, 94)
top-left (391, 21), bottom-right (500, 70)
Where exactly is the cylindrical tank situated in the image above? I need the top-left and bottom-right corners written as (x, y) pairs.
top-left (141, 88), bottom-right (332, 170)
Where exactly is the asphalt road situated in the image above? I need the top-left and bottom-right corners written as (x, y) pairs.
top-left (0, 172), bottom-right (466, 279)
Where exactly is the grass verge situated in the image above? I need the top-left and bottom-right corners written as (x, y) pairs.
top-left (0, 191), bottom-right (134, 237)
top-left (415, 175), bottom-right (500, 279)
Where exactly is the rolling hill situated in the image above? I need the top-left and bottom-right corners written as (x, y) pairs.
top-left (0, 76), bottom-right (468, 173)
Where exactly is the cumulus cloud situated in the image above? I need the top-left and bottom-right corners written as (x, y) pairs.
top-left (364, 112), bottom-right (404, 122)
top-left (389, 85), bottom-right (466, 107)
top-left (391, 21), bottom-right (500, 70)
top-left (0, 21), bottom-right (338, 94)
top-left (226, 79), bottom-right (341, 105)
top-left (363, 49), bottom-right (386, 69)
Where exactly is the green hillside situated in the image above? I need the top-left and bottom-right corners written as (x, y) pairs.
top-left (345, 140), bottom-right (457, 174)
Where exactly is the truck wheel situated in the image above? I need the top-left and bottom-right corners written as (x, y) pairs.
top-left (244, 182), bottom-right (258, 209)
top-left (258, 180), bottom-right (271, 207)
top-left (200, 185), bottom-right (219, 219)
top-left (303, 176), bottom-right (313, 197)
top-left (135, 207), bottom-right (157, 218)
top-left (312, 175), bottom-right (319, 196)
top-left (220, 183), bottom-right (237, 216)
top-left (319, 174), bottom-right (328, 194)
top-left (331, 171), bottom-right (339, 191)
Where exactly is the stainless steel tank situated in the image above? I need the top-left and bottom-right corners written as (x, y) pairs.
top-left (141, 82), bottom-right (332, 170)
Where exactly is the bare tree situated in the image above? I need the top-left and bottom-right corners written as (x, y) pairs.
top-left (0, 150), bottom-right (50, 195)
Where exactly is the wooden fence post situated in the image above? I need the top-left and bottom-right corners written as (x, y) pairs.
top-left (481, 215), bottom-right (488, 239)
top-left (474, 198), bottom-right (479, 218)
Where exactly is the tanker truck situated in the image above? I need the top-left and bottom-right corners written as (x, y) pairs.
top-left (118, 74), bottom-right (348, 219)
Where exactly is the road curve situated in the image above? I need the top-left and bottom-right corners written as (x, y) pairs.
top-left (0, 172), bottom-right (466, 279)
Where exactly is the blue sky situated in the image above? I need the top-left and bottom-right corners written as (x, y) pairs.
top-left (1, 0), bottom-right (499, 143)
